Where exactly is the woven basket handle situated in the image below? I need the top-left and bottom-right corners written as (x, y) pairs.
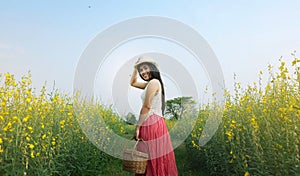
top-left (133, 138), bottom-right (147, 149)
top-left (134, 138), bottom-right (150, 157)
top-left (124, 137), bottom-right (150, 155)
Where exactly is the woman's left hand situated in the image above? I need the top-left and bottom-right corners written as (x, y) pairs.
top-left (134, 127), bottom-right (140, 140)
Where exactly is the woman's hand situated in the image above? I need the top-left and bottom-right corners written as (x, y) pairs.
top-left (134, 126), bottom-right (140, 140)
top-left (130, 58), bottom-right (147, 89)
top-left (135, 58), bottom-right (140, 64)
top-left (134, 58), bottom-right (141, 69)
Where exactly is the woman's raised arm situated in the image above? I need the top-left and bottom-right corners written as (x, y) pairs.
top-left (130, 65), bottom-right (147, 89)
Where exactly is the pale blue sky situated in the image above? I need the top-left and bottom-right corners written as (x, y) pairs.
top-left (1, 0), bottom-right (300, 102)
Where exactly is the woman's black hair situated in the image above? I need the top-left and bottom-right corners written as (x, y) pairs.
top-left (138, 62), bottom-right (165, 115)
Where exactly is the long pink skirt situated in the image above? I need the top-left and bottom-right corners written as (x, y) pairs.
top-left (136, 113), bottom-right (178, 176)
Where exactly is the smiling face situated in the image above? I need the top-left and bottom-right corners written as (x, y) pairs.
top-left (138, 63), bottom-right (152, 81)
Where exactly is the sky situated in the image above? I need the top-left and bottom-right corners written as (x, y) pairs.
top-left (1, 1), bottom-right (300, 114)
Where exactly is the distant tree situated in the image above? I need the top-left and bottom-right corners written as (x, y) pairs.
top-left (165, 96), bottom-right (196, 120)
top-left (125, 112), bottom-right (137, 125)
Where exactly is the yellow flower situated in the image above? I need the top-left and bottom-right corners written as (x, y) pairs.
top-left (244, 171), bottom-right (250, 176)
top-left (0, 138), bottom-right (3, 144)
top-left (292, 58), bottom-right (299, 66)
top-left (26, 136), bottom-right (31, 142)
top-left (280, 61), bottom-right (285, 68)
top-left (13, 116), bottom-right (19, 122)
top-left (4, 73), bottom-right (10, 77)
top-left (251, 118), bottom-right (259, 130)
top-left (29, 144), bottom-right (34, 149)
top-left (26, 98), bottom-right (31, 103)
top-left (3, 122), bottom-right (12, 131)
top-left (42, 134), bottom-right (46, 139)
top-left (27, 126), bottom-right (33, 133)
top-left (30, 151), bottom-right (35, 158)
top-left (60, 120), bottom-right (65, 125)
top-left (246, 106), bottom-right (251, 112)
top-left (262, 108), bottom-right (267, 113)
top-left (23, 116), bottom-right (30, 122)
top-left (225, 131), bottom-right (233, 140)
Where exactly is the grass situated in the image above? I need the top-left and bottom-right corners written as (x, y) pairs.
top-left (101, 142), bottom-right (209, 176)
top-left (106, 122), bottom-right (209, 176)
top-left (174, 143), bottom-right (209, 176)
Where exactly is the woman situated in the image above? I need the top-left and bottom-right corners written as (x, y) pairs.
top-left (130, 56), bottom-right (178, 176)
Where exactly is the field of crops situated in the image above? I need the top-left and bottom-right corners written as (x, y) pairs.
top-left (0, 56), bottom-right (299, 175)
top-left (188, 56), bottom-right (300, 175)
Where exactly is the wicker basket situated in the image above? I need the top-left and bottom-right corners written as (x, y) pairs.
top-left (123, 138), bottom-right (149, 174)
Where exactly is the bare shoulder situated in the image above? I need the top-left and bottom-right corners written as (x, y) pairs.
top-left (148, 79), bottom-right (160, 86)
top-left (146, 79), bottom-right (160, 92)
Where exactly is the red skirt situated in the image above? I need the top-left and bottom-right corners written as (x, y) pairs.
top-left (136, 113), bottom-right (178, 176)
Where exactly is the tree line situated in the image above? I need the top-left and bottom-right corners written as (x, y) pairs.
top-left (125, 96), bottom-right (196, 124)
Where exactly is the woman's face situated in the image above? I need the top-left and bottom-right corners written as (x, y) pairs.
top-left (138, 63), bottom-right (151, 81)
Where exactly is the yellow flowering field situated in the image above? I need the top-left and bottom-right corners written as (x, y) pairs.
top-left (1, 55), bottom-right (299, 175)
top-left (0, 72), bottom-right (128, 175)
top-left (188, 56), bottom-right (300, 175)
